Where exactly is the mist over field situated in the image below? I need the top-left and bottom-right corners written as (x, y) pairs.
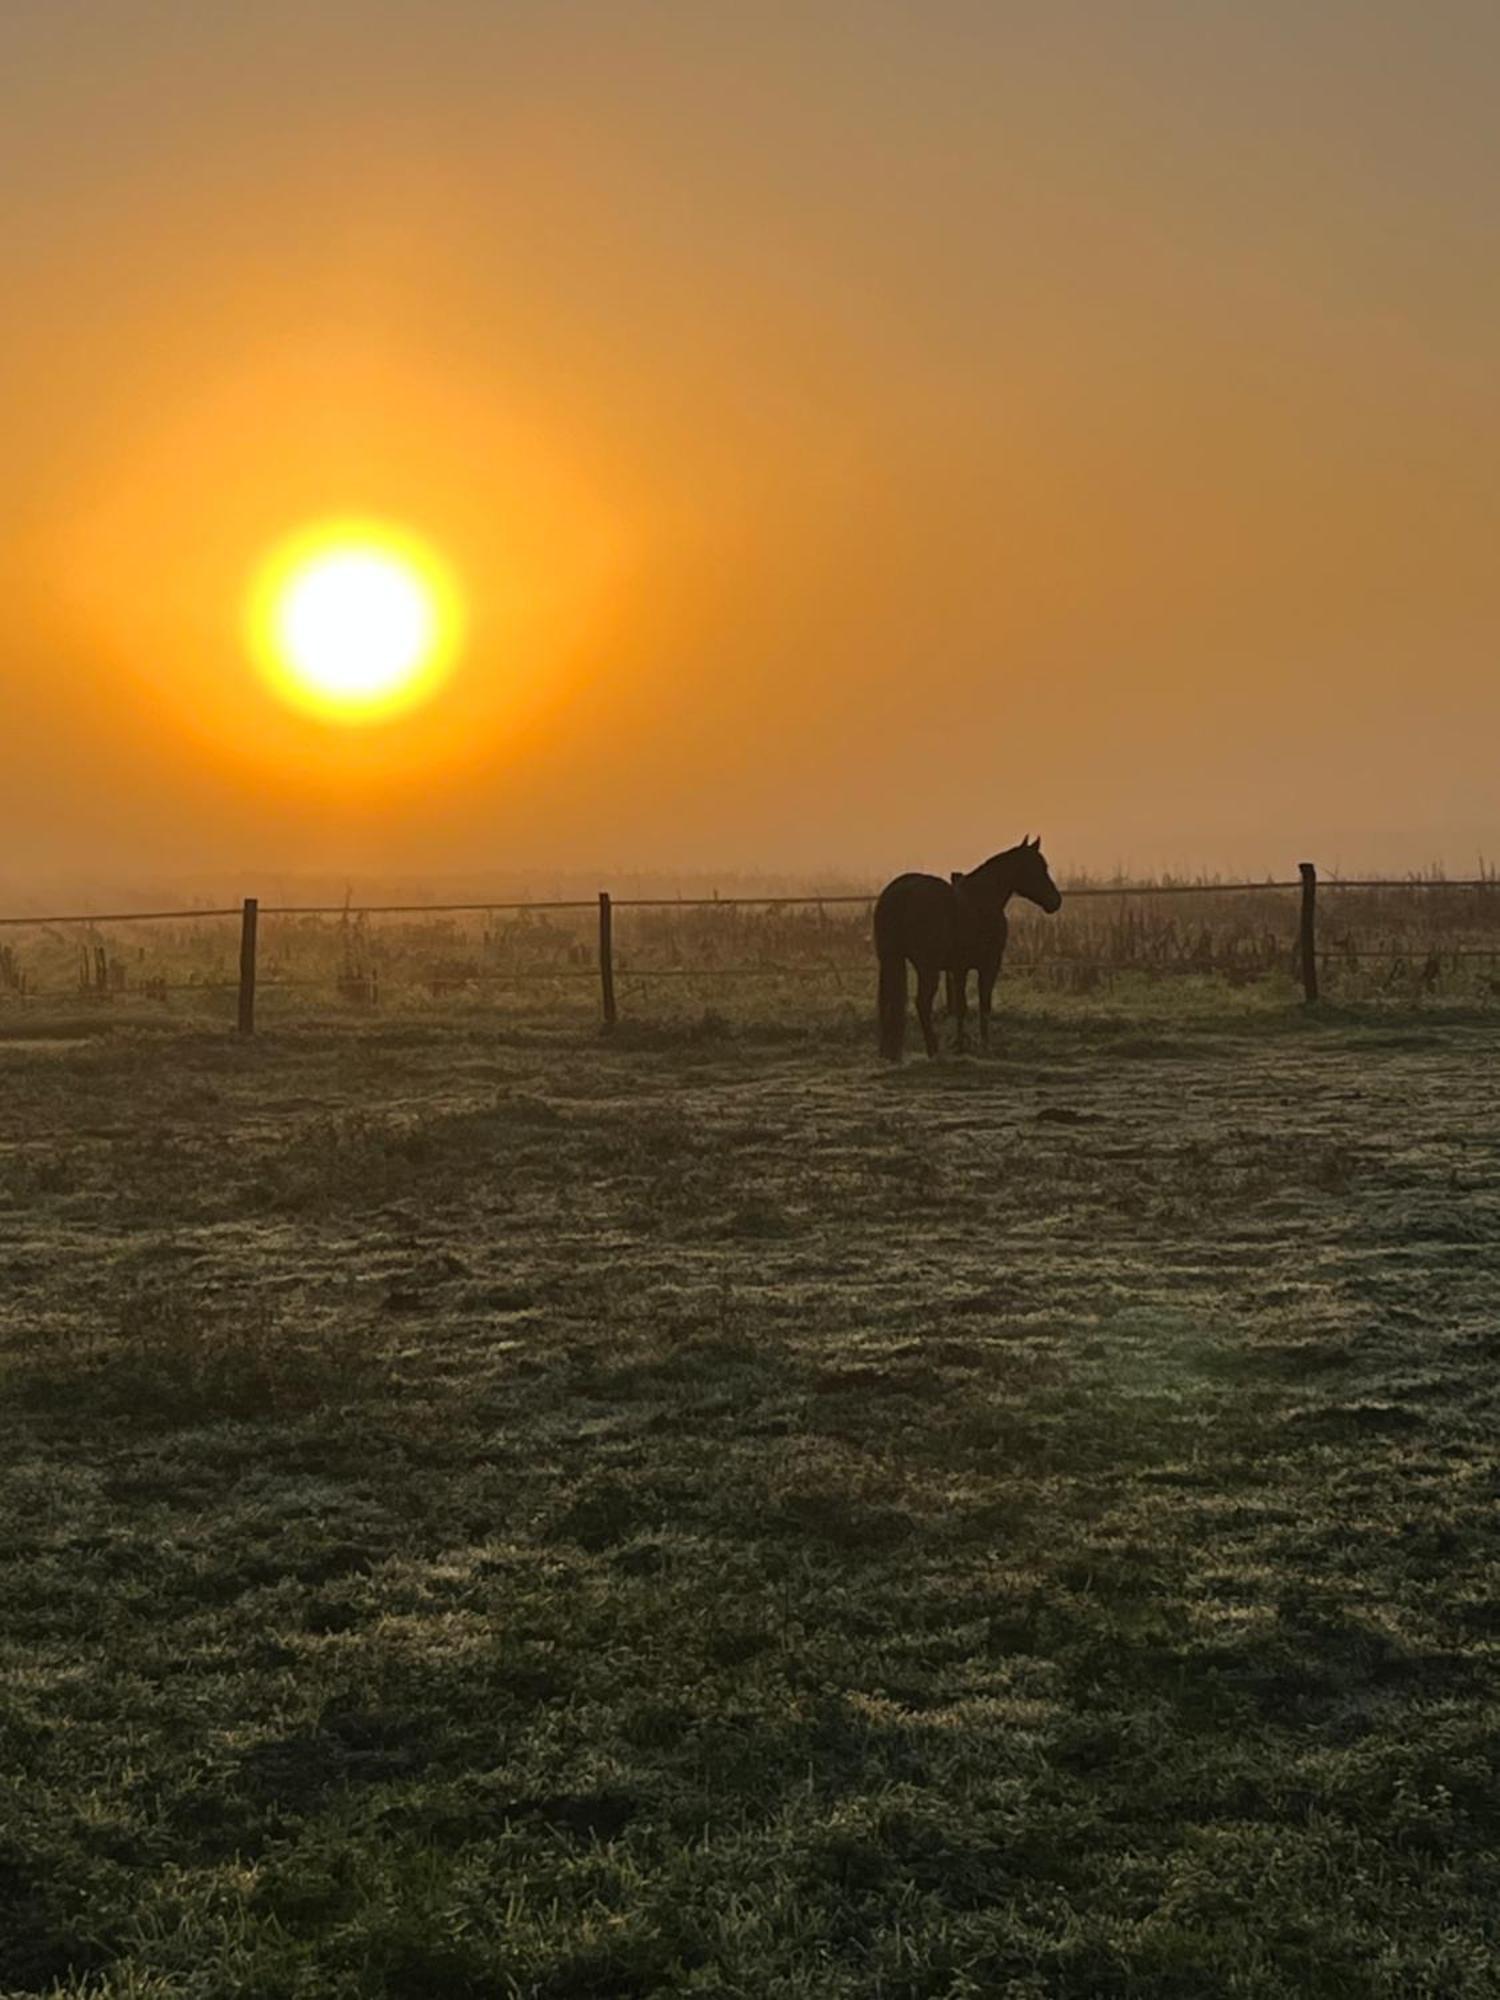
top-left (6, 6), bottom-right (1500, 1997)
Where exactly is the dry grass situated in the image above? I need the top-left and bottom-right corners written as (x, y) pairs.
top-left (6, 873), bottom-right (1500, 1025)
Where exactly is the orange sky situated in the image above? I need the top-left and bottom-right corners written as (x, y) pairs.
top-left (5, 2), bottom-right (1498, 891)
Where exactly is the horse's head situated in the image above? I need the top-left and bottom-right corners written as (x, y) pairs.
top-left (1012, 835), bottom-right (1063, 913)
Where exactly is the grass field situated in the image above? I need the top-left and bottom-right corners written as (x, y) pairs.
top-left (3, 990), bottom-right (1499, 1997)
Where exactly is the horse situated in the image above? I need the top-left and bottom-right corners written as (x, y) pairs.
top-left (874, 837), bottom-right (1062, 1060)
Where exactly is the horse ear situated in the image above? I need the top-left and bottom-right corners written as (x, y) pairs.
top-left (1029, 834), bottom-right (1041, 851)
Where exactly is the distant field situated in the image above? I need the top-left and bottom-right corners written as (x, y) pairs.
top-left (5, 874), bottom-right (1500, 1025)
top-left (3, 997), bottom-right (1499, 1996)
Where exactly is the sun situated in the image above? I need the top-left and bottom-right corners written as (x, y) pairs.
top-left (248, 520), bottom-right (463, 723)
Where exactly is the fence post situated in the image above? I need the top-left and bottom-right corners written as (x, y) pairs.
top-left (1298, 863), bottom-right (1319, 1004)
top-left (598, 891), bottom-right (617, 1029)
top-left (238, 897), bottom-right (258, 1036)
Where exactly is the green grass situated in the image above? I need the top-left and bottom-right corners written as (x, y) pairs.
top-left (2, 998), bottom-right (1498, 1996)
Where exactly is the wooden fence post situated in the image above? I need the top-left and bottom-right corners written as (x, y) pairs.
top-left (238, 897), bottom-right (258, 1036)
top-left (598, 891), bottom-right (617, 1029)
top-left (1298, 863), bottom-right (1319, 1004)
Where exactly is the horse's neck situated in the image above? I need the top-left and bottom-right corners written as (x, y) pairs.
top-left (962, 855), bottom-right (1019, 909)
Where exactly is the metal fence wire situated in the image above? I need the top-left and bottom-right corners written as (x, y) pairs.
top-left (3, 867), bottom-right (1500, 1027)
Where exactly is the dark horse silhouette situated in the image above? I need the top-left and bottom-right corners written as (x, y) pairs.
top-left (875, 838), bottom-right (1062, 1060)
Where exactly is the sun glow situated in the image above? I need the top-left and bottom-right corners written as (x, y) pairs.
top-left (249, 521), bottom-right (463, 723)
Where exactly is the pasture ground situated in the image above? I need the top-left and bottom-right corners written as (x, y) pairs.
top-left (2, 990), bottom-right (1499, 1997)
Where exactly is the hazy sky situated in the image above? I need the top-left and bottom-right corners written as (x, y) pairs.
top-left (5, 1), bottom-right (1498, 888)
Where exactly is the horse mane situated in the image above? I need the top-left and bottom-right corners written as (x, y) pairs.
top-left (963, 846), bottom-right (1029, 893)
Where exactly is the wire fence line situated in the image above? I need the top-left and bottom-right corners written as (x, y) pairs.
top-left (3, 877), bottom-right (1496, 931)
top-left (3, 867), bottom-right (1500, 1028)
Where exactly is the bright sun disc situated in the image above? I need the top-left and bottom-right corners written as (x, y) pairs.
top-left (249, 521), bottom-right (462, 723)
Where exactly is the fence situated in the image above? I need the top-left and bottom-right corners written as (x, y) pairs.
top-left (3, 865), bottom-right (1500, 1032)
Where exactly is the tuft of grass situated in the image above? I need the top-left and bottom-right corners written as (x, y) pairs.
top-left (6, 1282), bottom-right (383, 1424)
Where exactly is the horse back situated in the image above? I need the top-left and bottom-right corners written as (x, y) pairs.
top-left (874, 873), bottom-right (959, 966)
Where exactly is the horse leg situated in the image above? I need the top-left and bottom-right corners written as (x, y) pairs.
top-left (951, 967), bottom-right (968, 1053)
top-left (914, 966), bottom-right (941, 1058)
top-left (978, 960), bottom-right (998, 1051)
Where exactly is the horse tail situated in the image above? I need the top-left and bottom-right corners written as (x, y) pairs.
top-left (877, 950), bottom-right (907, 1061)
